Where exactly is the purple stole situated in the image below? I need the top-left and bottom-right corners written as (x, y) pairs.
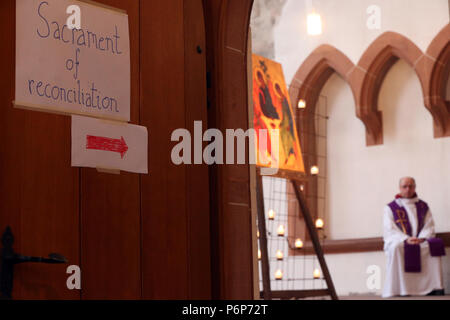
top-left (388, 199), bottom-right (446, 272)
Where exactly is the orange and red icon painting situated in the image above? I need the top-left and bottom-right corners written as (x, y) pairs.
top-left (252, 54), bottom-right (305, 173)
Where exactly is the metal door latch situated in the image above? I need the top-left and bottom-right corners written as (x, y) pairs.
top-left (0, 226), bottom-right (68, 299)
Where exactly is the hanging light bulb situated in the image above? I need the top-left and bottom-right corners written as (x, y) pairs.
top-left (276, 250), bottom-right (284, 260)
top-left (268, 209), bottom-right (275, 220)
top-left (258, 249), bottom-right (261, 260)
top-left (313, 268), bottom-right (321, 279)
top-left (275, 269), bottom-right (283, 280)
top-left (307, 11), bottom-right (322, 36)
top-left (315, 218), bottom-right (324, 230)
top-left (295, 238), bottom-right (304, 249)
top-left (298, 99), bottom-right (306, 109)
top-left (277, 225), bottom-right (285, 236)
top-left (310, 165), bottom-right (319, 175)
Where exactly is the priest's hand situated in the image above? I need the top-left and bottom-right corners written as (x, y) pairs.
top-left (406, 237), bottom-right (423, 245)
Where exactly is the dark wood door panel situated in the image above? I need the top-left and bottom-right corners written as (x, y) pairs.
top-left (80, 0), bottom-right (141, 300)
top-left (183, 0), bottom-right (211, 299)
top-left (81, 170), bottom-right (141, 299)
top-left (140, 0), bottom-right (188, 299)
top-left (0, 0), bottom-right (80, 300)
top-left (140, 0), bottom-right (211, 299)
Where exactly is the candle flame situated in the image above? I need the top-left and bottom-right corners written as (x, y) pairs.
top-left (276, 250), bottom-right (284, 260)
top-left (298, 99), bottom-right (306, 109)
top-left (277, 225), bottom-right (285, 236)
top-left (268, 209), bottom-right (275, 220)
top-left (275, 269), bottom-right (283, 280)
top-left (315, 218), bottom-right (324, 229)
top-left (313, 268), bottom-right (321, 279)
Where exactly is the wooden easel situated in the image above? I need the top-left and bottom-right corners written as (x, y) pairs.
top-left (256, 168), bottom-right (338, 300)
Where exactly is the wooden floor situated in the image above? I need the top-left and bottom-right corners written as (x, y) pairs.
top-left (339, 295), bottom-right (450, 300)
top-left (295, 293), bottom-right (450, 300)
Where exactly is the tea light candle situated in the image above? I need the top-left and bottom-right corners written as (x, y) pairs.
top-left (315, 218), bottom-right (324, 230)
top-left (298, 99), bottom-right (306, 109)
top-left (268, 209), bottom-right (275, 220)
top-left (275, 269), bottom-right (283, 280)
top-left (276, 250), bottom-right (284, 260)
top-left (295, 238), bottom-right (304, 249)
top-left (277, 225), bottom-right (285, 236)
top-left (313, 269), bottom-right (321, 279)
top-left (310, 166), bottom-right (319, 175)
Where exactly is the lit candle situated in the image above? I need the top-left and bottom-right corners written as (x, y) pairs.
top-left (313, 269), bottom-right (321, 279)
top-left (276, 250), bottom-right (284, 260)
top-left (315, 218), bottom-right (324, 230)
top-left (298, 99), bottom-right (306, 109)
top-left (295, 238), bottom-right (304, 249)
top-left (258, 249), bottom-right (261, 260)
top-left (257, 230), bottom-right (260, 238)
top-left (268, 209), bottom-right (275, 220)
top-left (277, 225), bottom-right (285, 236)
top-left (310, 166), bottom-right (319, 175)
top-left (275, 269), bottom-right (283, 280)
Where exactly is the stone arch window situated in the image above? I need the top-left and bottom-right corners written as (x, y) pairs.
top-left (290, 26), bottom-right (450, 150)
top-left (288, 45), bottom-right (356, 246)
top-left (422, 24), bottom-right (450, 138)
top-left (351, 32), bottom-right (433, 145)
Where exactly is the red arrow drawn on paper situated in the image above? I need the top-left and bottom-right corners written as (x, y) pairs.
top-left (86, 135), bottom-right (129, 159)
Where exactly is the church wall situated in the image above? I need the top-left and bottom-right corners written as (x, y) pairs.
top-left (270, 0), bottom-right (450, 296)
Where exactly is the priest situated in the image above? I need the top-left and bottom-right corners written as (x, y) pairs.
top-left (382, 177), bottom-right (446, 298)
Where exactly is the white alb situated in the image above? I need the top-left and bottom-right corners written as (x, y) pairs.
top-left (382, 197), bottom-right (444, 298)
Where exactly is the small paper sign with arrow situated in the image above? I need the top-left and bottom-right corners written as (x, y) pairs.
top-left (72, 115), bottom-right (148, 174)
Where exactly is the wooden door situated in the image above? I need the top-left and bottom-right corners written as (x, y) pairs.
top-left (80, 0), bottom-right (141, 300)
top-left (0, 0), bottom-right (210, 299)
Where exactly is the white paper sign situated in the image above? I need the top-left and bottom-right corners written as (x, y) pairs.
top-left (72, 116), bottom-right (148, 174)
top-left (15, 0), bottom-right (130, 121)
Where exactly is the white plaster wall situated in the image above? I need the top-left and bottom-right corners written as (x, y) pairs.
top-left (265, 0), bottom-right (450, 296)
